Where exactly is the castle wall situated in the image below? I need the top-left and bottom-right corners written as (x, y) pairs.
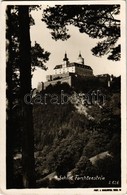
top-left (75, 66), bottom-right (93, 76)
top-left (37, 82), bottom-right (44, 92)
top-left (43, 61), bottom-right (93, 90)
top-left (53, 66), bottom-right (93, 77)
top-left (54, 66), bottom-right (75, 75)
top-left (46, 72), bottom-right (70, 81)
top-left (44, 76), bottom-right (72, 89)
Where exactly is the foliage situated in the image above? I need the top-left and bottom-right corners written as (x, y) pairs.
top-left (42, 5), bottom-right (120, 60)
top-left (31, 42), bottom-right (50, 71)
top-left (6, 5), bottom-right (50, 188)
top-left (6, 5), bottom-right (50, 150)
top-left (32, 79), bottom-right (121, 187)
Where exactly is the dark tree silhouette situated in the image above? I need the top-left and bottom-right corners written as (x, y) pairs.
top-left (18, 6), bottom-right (36, 188)
top-left (6, 6), bottom-right (15, 188)
top-left (42, 5), bottom-right (120, 60)
top-left (6, 5), bottom-right (50, 188)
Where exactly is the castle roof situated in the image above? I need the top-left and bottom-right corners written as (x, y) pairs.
top-left (54, 62), bottom-right (92, 70)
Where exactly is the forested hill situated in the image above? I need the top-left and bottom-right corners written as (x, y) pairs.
top-left (32, 76), bottom-right (121, 188)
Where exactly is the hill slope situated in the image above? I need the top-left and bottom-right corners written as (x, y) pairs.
top-left (33, 79), bottom-right (121, 188)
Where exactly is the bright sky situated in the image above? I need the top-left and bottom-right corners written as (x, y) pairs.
top-left (30, 5), bottom-right (121, 89)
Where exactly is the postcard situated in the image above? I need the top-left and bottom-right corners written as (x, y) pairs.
top-left (0, 1), bottom-right (126, 194)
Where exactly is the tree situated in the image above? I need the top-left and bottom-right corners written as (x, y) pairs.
top-left (6, 6), bottom-right (15, 188)
top-left (42, 5), bottom-right (120, 60)
top-left (6, 5), bottom-right (50, 188)
top-left (18, 6), bottom-right (36, 188)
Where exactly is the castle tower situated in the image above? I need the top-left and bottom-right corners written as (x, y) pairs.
top-left (63, 52), bottom-right (69, 67)
top-left (77, 52), bottom-right (84, 65)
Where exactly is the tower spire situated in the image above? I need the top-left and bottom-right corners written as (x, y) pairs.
top-left (77, 51), bottom-right (84, 64)
top-left (79, 51), bottom-right (82, 57)
top-left (63, 52), bottom-right (68, 62)
top-left (63, 52), bottom-right (69, 67)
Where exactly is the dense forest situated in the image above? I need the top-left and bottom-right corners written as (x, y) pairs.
top-left (13, 77), bottom-right (121, 188)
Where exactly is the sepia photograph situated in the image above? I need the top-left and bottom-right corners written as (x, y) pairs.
top-left (0, 1), bottom-right (126, 194)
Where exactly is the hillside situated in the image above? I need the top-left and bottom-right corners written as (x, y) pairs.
top-left (32, 77), bottom-right (121, 188)
top-left (13, 77), bottom-right (121, 188)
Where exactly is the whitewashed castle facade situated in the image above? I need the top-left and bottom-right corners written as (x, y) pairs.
top-left (37, 53), bottom-right (94, 90)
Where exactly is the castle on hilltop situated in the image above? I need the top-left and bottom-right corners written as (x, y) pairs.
top-left (37, 52), bottom-right (94, 91)
top-left (53, 52), bottom-right (93, 76)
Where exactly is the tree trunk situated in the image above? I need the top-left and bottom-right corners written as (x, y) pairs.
top-left (18, 6), bottom-right (35, 188)
top-left (6, 6), bottom-right (14, 188)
